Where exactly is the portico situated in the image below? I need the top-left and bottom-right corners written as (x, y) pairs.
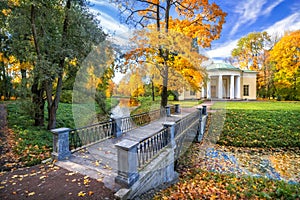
top-left (202, 63), bottom-right (257, 100)
top-left (205, 75), bottom-right (241, 99)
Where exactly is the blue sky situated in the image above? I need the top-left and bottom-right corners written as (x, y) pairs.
top-left (89, 0), bottom-right (300, 61)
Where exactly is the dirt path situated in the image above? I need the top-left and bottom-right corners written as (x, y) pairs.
top-left (0, 164), bottom-right (115, 200)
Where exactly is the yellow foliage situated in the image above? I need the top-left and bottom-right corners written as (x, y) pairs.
top-left (270, 30), bottom-right (300, 90)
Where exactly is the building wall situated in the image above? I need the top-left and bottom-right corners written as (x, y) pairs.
top-left (178, 89), bottom-right (201, 100)
top-left (241, 72), bottom-right (257, 100)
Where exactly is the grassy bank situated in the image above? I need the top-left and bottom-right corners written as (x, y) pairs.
top-left (213, 101), bottom-right (300, 148)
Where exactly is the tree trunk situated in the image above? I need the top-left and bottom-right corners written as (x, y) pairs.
top-left (151, 78), bottom-right (155, 101)
top-left (47, 101), bottom-right (57, 130)
top-left (46, 0), bottom-right (71, 130)
top-left (160, 0), bottom-right (171, 108)
top-left (20, 69), bottom-right (27, 99)
top-left (161, 65), bottom-right (168, 107)
top-left (30, 4), bottom-right (45, 126)
top-left (31, 80), bottom-right (45, 126)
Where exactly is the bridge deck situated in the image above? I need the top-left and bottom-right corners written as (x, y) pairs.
top-left (55, 106), bottom-right (209, 191)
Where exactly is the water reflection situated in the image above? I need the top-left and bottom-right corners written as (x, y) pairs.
top-left (110, 98), bottom-right (138, 118)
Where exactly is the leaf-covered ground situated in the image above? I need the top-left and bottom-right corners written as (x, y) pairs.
top-left (0, 163), bottom-right (114, 200)
top-left (154, 101), bottom-right (300, 199)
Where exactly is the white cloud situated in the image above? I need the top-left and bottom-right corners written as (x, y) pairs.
top-left (230, 0), bottom-right (283, 36)
top-left (208, 12), bottom-right (300, 60)
top-left (230, 0), bottom-right (267, 36)
top-left (206, 40), bottom-right (238, 59)
top-left (89, 8), bottom-right (131, 45)
top-left (264, 12), bottom-right (300, 37)
top-left (89, 0), bottom-right (118, 11)
top-left (262, 0), bottom-right (284, 16)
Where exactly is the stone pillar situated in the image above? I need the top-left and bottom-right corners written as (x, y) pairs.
top-left (115, 139), bottom-right (139, 188)
top-left (201, 86), bottom-right (205, 98)
top-left (207, 79), bottom-right (211, 99)
top-left (230, 75), bottom-right (235, 99)
top-left (165, 106), bottom-right (171, 117)
top-left (195, 108), bottom-right (203, 142)
top-left (162, 122), bottom-right (177, 179)
top-left (174, 104), bottom-right (180, 114)
top-left (218, 75), bottom-right (223, 99)
top-left (235, 76), bottom-right (241, 99)
top-left (112, 118), bottom-right (122, 138)
top-left (51, 128), bottom-right (71, 161)
top-left (202, 105), bottom-right (207, 115)
top-left (163, 122), bottom-right (176, 148)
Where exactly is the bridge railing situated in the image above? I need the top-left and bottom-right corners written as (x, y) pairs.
top-left (69, 120), bottom-right (114, 152)
top-left (135, 109), bottom-right (199, 169)
top-left (137, 127), bottom-right (170, 168)
top-left (120, 108), bottom-right (166, 133)
top-left (55, 105), bottom-right (178, 153)
top-left (115, 108), bottom-right (204, 188)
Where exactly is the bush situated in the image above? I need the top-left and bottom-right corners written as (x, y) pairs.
top-left (60, 90), bottom-right (73, 103)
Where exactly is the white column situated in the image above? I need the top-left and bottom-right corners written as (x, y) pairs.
top-left (207, 79), bottom-right (211, 99)
top-left (235, 76), bottom-right (241, 99)
top-left (201, 86), bottom-right (205, 98)
top-left (218, 75), bottom-right (223, 99)
top-left (230, 75), bottom-right (235, 99)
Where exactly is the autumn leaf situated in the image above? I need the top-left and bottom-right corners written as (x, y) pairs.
top-left (78, 191), bottom-right (86, 197)
top-left (28, 191), bottom-right (35, 196)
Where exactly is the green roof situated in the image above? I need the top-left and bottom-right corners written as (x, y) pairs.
top-left (206, 63), bottom-right (241, 71)
top-left (243, 69), bottom-right (258, 73)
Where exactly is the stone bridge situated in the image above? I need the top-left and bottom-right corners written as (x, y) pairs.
top-left (51, 104), bottom-right (209, 199)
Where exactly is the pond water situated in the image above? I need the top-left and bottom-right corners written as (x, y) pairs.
top-left (110, 98), bottom-right (138, 118)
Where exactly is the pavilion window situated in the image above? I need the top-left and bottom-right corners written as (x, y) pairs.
top-left (243, 85), bottom-right (249, 96)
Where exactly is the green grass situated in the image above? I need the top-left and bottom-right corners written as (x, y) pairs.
top-left (130, 96), bottom-right (161, 115)
top-left (169, 99), bottom-right (203, 108)
top-left (131, 96), bottom-right (203, 114)
top-left (213, 101), bottom-right (300, 148)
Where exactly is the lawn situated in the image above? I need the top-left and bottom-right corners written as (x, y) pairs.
top-left (213, 101), bottom-right (300, 148)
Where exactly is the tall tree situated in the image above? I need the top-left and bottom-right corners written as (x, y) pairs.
top-left (270, 30), bottom-right (300, 100)
top-left (6, 0), bottom-right (106, 128)
top-left (231, 32), bottom-right (272, 98)
top-left (114, 0), bottom-right (226, 107)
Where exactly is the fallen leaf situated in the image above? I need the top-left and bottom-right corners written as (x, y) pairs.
top-left (78, 191), bottom-right (86, 197)
top-left (28, 192), bottom-right (35, 196)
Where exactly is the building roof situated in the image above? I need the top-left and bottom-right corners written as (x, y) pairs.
top-left (207, 63), bottom-right (241, 71)
top-left (242, 69), bottom-right (258, 73)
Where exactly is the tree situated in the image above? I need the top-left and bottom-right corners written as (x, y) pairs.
top-left (116, 69), bottom-right (145, 98)
top-left (6, 0), bottom-right (106, 129)
top-left (114, 0), bottom-right (226, 107)
top-left (270, 30), bottom-right (300, 100)
top-left (231, 32), bottom-right (272, 98)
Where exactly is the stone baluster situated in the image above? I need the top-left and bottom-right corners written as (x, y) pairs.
top-left (115, 139), bottom-right (139, 188)
top-left (51, 128), bottom-right (71, 161)
top-left (174, 104), bottom-right (181, 114)
top-left (165, 106), bottom-right (171, 117)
